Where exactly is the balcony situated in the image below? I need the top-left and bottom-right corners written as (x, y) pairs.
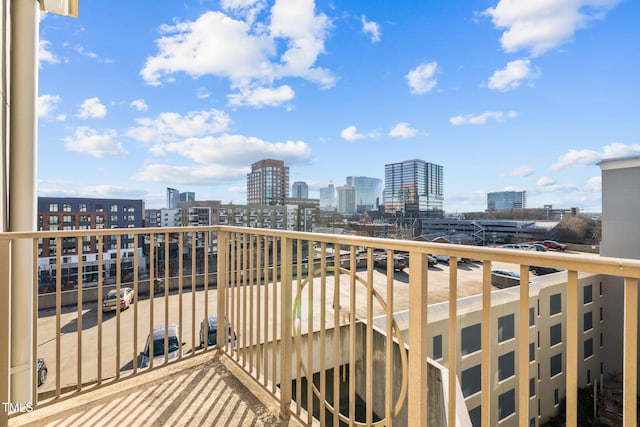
top-left (2, 226), bottom-right (640, 426)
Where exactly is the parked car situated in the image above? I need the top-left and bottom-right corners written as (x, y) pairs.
top-left (532, 243), bottom-right (548, 252)
top-left (200, 315), bottom-right (236, 347)
top-left (374, 255), bottom-right (406, 272)
top-left (491, 269), bottom-right (520, 278)
top-left (102, 287), bottom-right (134, 312)
top-left (529, 266), bottom-right (565, 276)
top-left (427, 255), bottom-right (438, 267)
top-left (433, 254), bottom-right (450, 264)
top-left (140, 325), bottom-right (183, 368)
top-left (37, 358), bottom-right (47, 387)
top-left (542, 240), bottom-right (567, 251)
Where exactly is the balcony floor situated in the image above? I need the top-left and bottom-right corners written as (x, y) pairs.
top-left (10, 352), bottom-right (302, 427)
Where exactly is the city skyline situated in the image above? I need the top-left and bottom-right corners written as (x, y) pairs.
top-left (36, 1), bottom-right (639, 213)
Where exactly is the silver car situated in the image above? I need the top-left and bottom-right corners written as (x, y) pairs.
top-left (140, 325), bottom-right (182, 368)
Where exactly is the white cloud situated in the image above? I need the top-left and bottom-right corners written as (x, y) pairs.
top-left (39, 40), bottom-right (60, 65)
top-left (551, 142), bottom-right (640, 170)
top-left (507, 165), bottom-right (533, 177)
top-left (537, 176), bottom-right (555, 186)
top-left (389, 122), bottom-right (417, 139)
top-left (227, 85), bottom-right (295, 107)
top-left (196, 87), bottom-right (211, 99)
top-left (161, 134), bottom-right (312, 167)
top-left (126, 108), bottom-right (232, 144)
top-left (77, 97), bottom-right (107, 119)
top-left (487, 59), bottom-right (540, 91)
top-left (484, 0), bottom-right (622, 56)
top-left (361, 15), bottom-right (381, 43)
top-left (140, 2), bottom-right (334, 95)
top-left (449, 110), bottom-right (517, 125)
top-left (584, 176), bottom-right (601, 193)
top-left (340, 125), bottom-right (365, 141)
top-left (130, 99), bottom-right (149, 112)
top-left (132, 164), bottom-right (249, 185)
top-left (63, 127), bottom-right (127, 158)
top-left (405, 62), bottom-right (438, 95)
top-left (38, 94), bottom-right (61, 118)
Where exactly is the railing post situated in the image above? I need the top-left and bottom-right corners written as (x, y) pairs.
top-left (408, 251), bottom-right (427, 426)
top-left (279, 236), bottom-right (293, 418)
top-left (0, 240), bottom-right (10, 427)
top-left (623, 277), bottom-right (637, 427)
top-left (566, 271), bottom-right (578, 427)
top-left (216, 230), bottom-right (228, 348)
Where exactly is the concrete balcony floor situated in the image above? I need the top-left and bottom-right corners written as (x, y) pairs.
top-left (11, 352), bottom-right (303, 427)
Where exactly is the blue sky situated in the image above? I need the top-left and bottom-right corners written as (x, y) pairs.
top-left (37, 0), bottom-right (640, 213)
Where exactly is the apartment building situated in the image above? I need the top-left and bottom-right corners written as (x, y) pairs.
top-left (380, 272), bottom-right (604, 426)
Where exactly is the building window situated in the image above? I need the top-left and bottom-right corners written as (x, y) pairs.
top-left (550, 293), bottom-right (562, 315)
top-left (550, 353), bottom-right (562, 378)
top-left (79, 203), bottom-right (87, 212)
top-left (63, 203), bottom-right (71, 212)
top-left (96, 204), bottom-right (104, 212)
top-left (584, 311), bottom-right (593, 332)
top-left (550, 323), bottom-right (562, 346)
top-left (554, 388), bottom-right (559, 406)
top-left (584, 284), bottom-right (593, 304)
top-left (530, 342), bottom-right (535, 362)
top-left (529, 307), bottom-right (535, 326)
top-left (498, 351), bottom-right (515, 381)
top-left (587, 369), bottom-right (591, 385)
top-left (461, 324), bottom-right (481, 356)
top-left (498, 313), bottom-right (515, 342)
top-left (49, 203), bottom-right (58, 212)
top-left (498, 389), bottom-right (516, 420)
top-left (529, 377), bottom-right (536, 398)
top-left (461, 365), bottom-right (481, 397)
top-left (433, 335), bottom-right (442, 360)
top-left (468, 406), bottom-right (481, 427)
top-left (584, 338), bottom-right (594, 359)
top-left (49, 216), bottom-right (59, 225)
top-left (110, 204), bottom-right (118, 212)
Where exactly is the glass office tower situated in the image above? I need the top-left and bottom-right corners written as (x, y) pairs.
top-left (383, 159), bottom-right (443, 217)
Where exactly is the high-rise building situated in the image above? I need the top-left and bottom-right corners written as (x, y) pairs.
top-left (291, 181), bottom-right (309, 198)
top-left (166, 187), bottom-right (179, 209)
top-left (336, 185), bottom-right (356, 214)
top-left (179, 191), bottom-right (195, 202)
top-left (383, 159), bottom-right (443, 217)
top-left (319, 183), bottom-right (336, 211)
top-left (346, 176), bottom-right (382, 213)
top-left (487, 191), bottom-right (526, 211)
top-left (246, 159), bottom-right (289, 206)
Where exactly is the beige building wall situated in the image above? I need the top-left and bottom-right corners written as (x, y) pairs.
top-left (598, 156), bottom-right (640, 391)
top-left (388, 272), bottom-right (604, 426)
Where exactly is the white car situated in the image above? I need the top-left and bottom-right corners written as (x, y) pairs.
top-left (140, 325), bottom-right (183, 368)
top-left (102, 287), bottom-right (134, 312)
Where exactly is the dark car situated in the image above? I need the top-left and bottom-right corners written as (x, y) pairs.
top-left (37, 358), bottom-right (47, 387)
top-left (542, 240), bottom-right (567, 251)
top-left (532, 244), bottom-right (548, 252)
top-left (529, 266), bottom-right (564, 276)
top-left (374, 255), bottom-right (406, 272)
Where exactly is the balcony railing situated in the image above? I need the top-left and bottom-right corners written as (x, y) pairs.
top-left (1, 226), bottom-right (640, 426)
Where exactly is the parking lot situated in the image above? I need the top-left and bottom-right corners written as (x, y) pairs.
top-left (35, 257), bottom-right (524, 396)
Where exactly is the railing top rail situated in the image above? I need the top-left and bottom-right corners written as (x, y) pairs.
top-left (2, 225), bottom-right (640, 278)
